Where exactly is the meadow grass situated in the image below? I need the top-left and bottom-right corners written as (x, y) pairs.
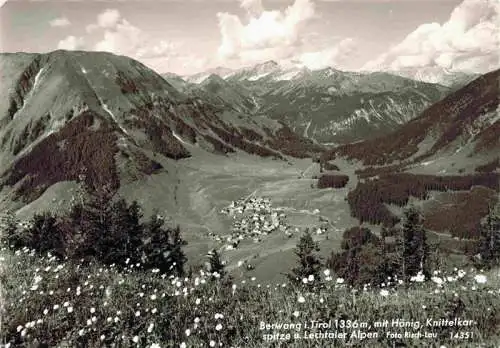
top-left (1, 244), bottom-right (500, 348)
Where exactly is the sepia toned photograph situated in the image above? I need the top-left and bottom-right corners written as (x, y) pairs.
top-left (0, 0), bottom-right (499, 347)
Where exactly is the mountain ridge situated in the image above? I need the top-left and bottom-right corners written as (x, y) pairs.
top-left (320, 68), bottom-right (500, 168)
top-left (0, 50), bottom-right (324, 205)
top-left (170, 63), bottom-right (453, 143)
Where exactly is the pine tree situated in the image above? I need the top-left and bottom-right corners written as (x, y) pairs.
top-left (476, 205), bottom-right (500, 269)
top-left (71, 184), bottom-right (114, 262)
top-left (27, 212), bottom-right (66, 259)
top-left (0, 210), bottom-right (22, 249)
top-left (1, 210), bottom-right (66, 259)
top-left (126, 201), bottom-right (145, 264)
top-left (105, 199), bottom-right (144, 267)
top-left (141, 213), bottom-right (170, 272)
top-left (287, 228), bottom-right (323, 289)
top-left (206, 249), bottom-right (227, 280)
top-left (327, 226), bottom-right (395, 287)
top-left (141, 214), bottom-right (188, 276)
top-left (168, 225), bottom-right (187, 276)
top-left (397, 206), bottom-right (431, 282)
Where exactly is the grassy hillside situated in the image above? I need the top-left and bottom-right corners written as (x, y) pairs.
top-left (1, 244), bottom-right (500, 347)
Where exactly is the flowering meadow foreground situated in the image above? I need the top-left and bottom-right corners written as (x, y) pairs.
top-left (1, 245), bottom-right (500, 348)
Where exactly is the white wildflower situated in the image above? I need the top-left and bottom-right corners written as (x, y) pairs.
top-left (474, 274), bottom-right (487, 284)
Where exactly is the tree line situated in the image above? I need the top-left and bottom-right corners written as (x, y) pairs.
top-left (287, 205), bottom-right (500, 288)
top-left (2, 184), bottom-right (498, 289)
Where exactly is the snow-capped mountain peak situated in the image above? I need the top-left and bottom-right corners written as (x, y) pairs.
top-left (388, 67), bottom-right (479, 88)
top-left (184, 66), bottom-right (235, 84)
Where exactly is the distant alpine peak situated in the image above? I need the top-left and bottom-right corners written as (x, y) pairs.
top-left (253, 60), bottom-right (279, 70)
top-left (273, 66), bottom-right (311, 81)
top-left (203, 73), bottom-right (226, 82)
top-left (386, 66), bottom-right (480, 87)
top-left (185, 60), bottom-right (358, 84)
top-left (184, 66), bottom-right (235, 84)
top-left (239, 60), bottom-right (282, 81)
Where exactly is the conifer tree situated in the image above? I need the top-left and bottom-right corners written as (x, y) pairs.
top-left (141, 213), bottom-right (170, 271)
top-left (71, 184), bottom-right (114, 261)
top-left (168, 225), bottom-right (188, 276)
top-left (0, 210), bottom-right (21, 249)
top-left (206, 249), bottom-right (227, 280)
top-left (476, 205), bottom-right (500, 269)
top-left (27, 212), bottom-right (66, 259)
top-left (66, 178), bottom-right (190, 275)
top-left (287, 228), bottom-right (323, 289)
top-left (1, 210), bottom-right (66, 259)
top-left (126, 201), bottom-right (145, 263)
top-left (396, 206), bottom-right (431, 282)
top-left (141, 214), bottom-right (187, 276)
top-left (106, 199), bottom-right (144, 266)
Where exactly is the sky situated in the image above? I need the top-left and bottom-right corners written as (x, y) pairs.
top-left (0, 0), bottom-right (498, 76)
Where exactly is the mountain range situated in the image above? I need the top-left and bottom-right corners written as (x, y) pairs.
top-left (0, 51), bottom-right (322, 206)
top-left (321, 68), bottom-right (499, 170)
top-left (388, 67), bottom-right (480, 90)
top-left (0, 49), bottom-right (497, 279)
top-left (175, 61), bottom-right (466, 143)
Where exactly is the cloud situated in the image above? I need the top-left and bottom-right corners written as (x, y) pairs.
top-left (139, 54), bottom-right (208, 76)
top-left (97, 8), bottom-right (121, 28)
top-left (94, 19), bottom-right (143, 53)
top-left (136, 40), bottom-right (178, 59)
top-left (296, 38), bottom-right (356, 70)
top-left (93, 22), bottom-right (177, 60)
top-left (49, 17), bottom-right (71, 27)
top-left (216, 0), bottom-right (316, 63)
top-left (362, 0), bottom-right (500, 73)
top-left (61, 8), bottom-right (178, 61)
top-left (180, 55), bottom-right (208, 70)
top-left (86, 8), bottom-right (121, 33)
top-left (240, 0), bottom-right (264, 17)
top-left (57, 35), bottom-right (85, 50)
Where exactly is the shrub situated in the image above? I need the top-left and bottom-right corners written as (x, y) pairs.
top-left (239, 127), bottom-right (263, 142)
top-left (132, 151), bottom-right (163, 175)
top-left (328, 208), bottom-right (436, 288)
